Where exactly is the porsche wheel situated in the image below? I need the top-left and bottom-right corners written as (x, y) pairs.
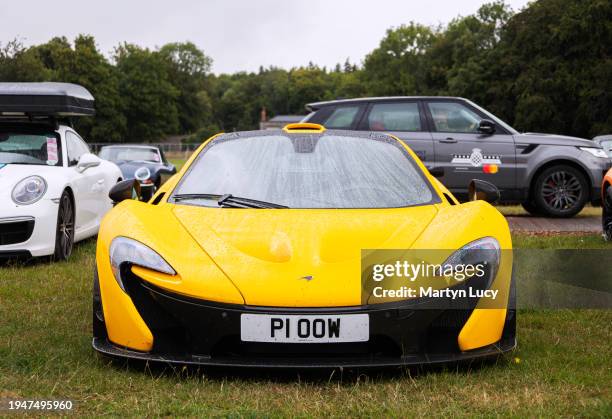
top-left (533, 165), bottom-right (588, 218)
top-left (53, 191), bottom-right (74, 261)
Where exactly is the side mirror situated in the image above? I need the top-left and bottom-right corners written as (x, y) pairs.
top-left (428, 166), bottom-right (445, 178)
top-left (109, 179), bottom-right (141, 203)
top-left (76, 153), bottom-right (101, 172)
top-left (468, 179), bottom-right (500, 203)
top-left (478, 119), bottom-right (496, 135)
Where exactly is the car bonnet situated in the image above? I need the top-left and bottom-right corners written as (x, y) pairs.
top-left (170, 205), bottom-right (439, 307)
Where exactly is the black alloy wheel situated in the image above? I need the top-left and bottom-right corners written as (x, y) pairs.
top-left (53, 191), bottom-right (75, 261)
top-left (533, 165), bottom-right (588, 218)
top-left (521, 200), bottom-right (542, 216)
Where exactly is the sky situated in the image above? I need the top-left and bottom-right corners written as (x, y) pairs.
top-left (0, 0), bottom-right (530, 74)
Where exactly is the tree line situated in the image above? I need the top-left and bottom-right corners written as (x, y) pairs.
top-left (0, 0), bottom-right (609, 143)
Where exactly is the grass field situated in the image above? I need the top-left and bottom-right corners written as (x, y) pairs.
top-left (0, 233), bottom-right (610, 417)
top-left (497, 204), bottom-right (602, 218)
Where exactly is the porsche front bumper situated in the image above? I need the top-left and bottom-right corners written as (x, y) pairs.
top-left (0, 199), bottom-right (59, 257)
top-left (93, 272), bottom-right (516, 368)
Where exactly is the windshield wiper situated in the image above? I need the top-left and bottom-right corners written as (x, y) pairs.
top-left (172, 193), bottom-right (288, 209)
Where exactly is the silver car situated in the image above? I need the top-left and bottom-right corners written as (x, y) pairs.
top-left (303, 97), bottom-right (612, 217)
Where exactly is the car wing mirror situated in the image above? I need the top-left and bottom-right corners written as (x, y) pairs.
top-left (76, 153), bottom-right (101, 172)
top-left (478, 119), bottom-right (496, 135)
top-left (427, 166), bottom-right (444, 178)
top-left (468, 179), bottom-right (500, 203)
top-left (109, 179), bottom-right (141, 204)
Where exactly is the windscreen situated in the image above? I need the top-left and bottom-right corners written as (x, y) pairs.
top-left (0, 131), bottom-right (62, 166)
top-left (173, 134), bottom-right (436, 208)
top-left (99, 147), bottom-right (161, 163)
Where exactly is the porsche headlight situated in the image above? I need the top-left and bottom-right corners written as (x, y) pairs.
top-left (109, 237), bottom-right (175, 292)
top-left (441, 237), bottom-right (501, 288)
top-left (579, 147), bottom-right (609, 158)
top-left (11, 175), bottom-right (47, 205)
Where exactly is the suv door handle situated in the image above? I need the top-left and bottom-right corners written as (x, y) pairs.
top-left (439, 137), bottom-right (457, 144)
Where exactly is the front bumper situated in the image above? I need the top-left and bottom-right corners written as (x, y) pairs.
top-left (0, 199), bottom-right (58, 257)
top-left (93, 272), bottom-right (516, 368)
top-left (92, 336), bottom-right (516, 368)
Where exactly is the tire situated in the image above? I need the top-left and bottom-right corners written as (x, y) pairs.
top-left (532, 165), bottom-right (588, 218)
top-left (602, 185), bottom-right (612, 241)
top-left (93, 268), bottom-right (107, 339)
top-left (521, 200), bottom-right (542, 216)
top-left (53, 190), bottom-right (75, 261)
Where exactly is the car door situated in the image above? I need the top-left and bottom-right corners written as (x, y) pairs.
top-left (65, 131), bottom-right (104, 232)
top-left (426, 100), bottom-right (516, 200)
top-left (358, 101), bottom-right (434, 169)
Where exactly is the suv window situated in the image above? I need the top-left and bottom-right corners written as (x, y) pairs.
top-left (323, 106), bottom-right (360, 129)
top-left (368, 102), bottom-right (421, 131)
top-left (428, 102), bottom-right (482, 133)
top-left (66, 131), bottom-right (90, 166)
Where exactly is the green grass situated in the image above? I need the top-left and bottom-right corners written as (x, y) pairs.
top-left (168, 157), bottom-right (186, 171)
top-left (496, 204), bottom-right (601, 218)
top-left (512, 233), bottom-right (609, 248)
top-left (0, 235), bottom-right (610, 416)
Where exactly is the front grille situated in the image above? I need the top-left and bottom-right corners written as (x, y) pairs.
top-left (122, 271), bottom-right (477, 361)
top-left (0, 217), bottom-right (35, 245)
top-left (210, 336), bottom-right (403, 360)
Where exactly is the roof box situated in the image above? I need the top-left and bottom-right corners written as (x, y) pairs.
top-left (0, 82), bottom-right (95, 117)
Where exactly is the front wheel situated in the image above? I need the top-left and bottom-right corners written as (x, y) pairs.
top-left (93, 268), bottom-right (107, 339)
top-left (521, 200), bottom-right (542, 216)
top-left (532, 165), bottom-right (588, 218)
top-left (53, 191), bottom-right (75, 261)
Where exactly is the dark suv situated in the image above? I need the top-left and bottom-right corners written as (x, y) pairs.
top-left (303, 97), bottom-right (611, 217)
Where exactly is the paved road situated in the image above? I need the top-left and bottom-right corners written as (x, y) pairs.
top-left (506, 215), bottom-right (600, 233)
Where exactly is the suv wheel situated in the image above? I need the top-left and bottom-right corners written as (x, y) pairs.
top-left (532, 165), bottom-right (588, 218)
top-left (521, 200), bottom-right (542, 216)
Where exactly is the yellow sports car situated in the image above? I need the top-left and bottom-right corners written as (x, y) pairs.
top-left (93, 123), bottom-right (515, 368)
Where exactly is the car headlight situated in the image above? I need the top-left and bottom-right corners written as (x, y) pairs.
top-left (109, 237), bottom-right (175, 292)
top-left (441, 237), bottom-right (501, 288)
top-left (579, 147), bottom-right (609, 158)
top-left (134, 167), bottom-right (152, 183)
top-left (11, 175), bottom-right (47, 205)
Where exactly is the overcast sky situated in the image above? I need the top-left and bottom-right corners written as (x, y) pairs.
top-left (0, 0), bottom-right (530, 74)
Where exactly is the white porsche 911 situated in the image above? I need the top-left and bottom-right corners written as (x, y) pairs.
top-left (0, 83), bottom-right (122, 260)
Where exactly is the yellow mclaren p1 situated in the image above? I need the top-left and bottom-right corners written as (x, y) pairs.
top-left (93, 123), bottom-right (515, 368)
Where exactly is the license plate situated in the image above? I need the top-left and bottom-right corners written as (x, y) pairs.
top-left (240, 314), bottom-right (369, 343)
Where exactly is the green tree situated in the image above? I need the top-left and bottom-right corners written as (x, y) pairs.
top-left (496, 0), bottom-right (611, 136)
top-left (37, 36), bottom-right (126, 142)
top-left (114, 44), bottom-right (179, 141)
top-left (362, 23), bottom-right (437, 95)
top-left (0, 39), bottom-right (49, 81)
top-left (428, 2), bottom-right (513, 95)
top-left (159, 42), bottom-right (213, 134)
